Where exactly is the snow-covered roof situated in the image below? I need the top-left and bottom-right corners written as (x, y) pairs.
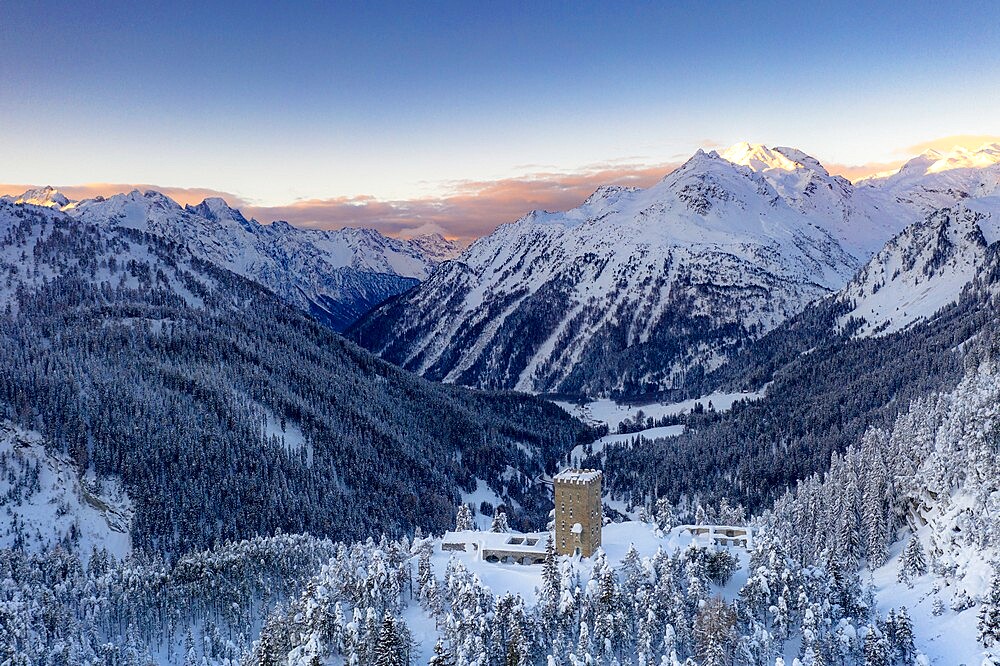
top-left (442, 530), bottom-right (550, 554)
top-left (554, 468), bottom-right (602, 484)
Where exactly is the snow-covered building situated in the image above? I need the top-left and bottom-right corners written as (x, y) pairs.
top-left (554, 468), bottom-right (603, 557)
top-left (440, 530), bottom-right (549, 565)
top-left (678, 524), bottom-right (754, 549)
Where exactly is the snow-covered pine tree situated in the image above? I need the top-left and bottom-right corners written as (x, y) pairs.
top-left (931, 597), bottom-right (944, 616)
top-left (654, 497), bottom-right (675, 533)
top-left (428, 638), bottom-right (455, 666)
top-left (491, 508), bottom-right (511, 533)
top-left (901, 536), bottom-right (927, 578)
top-left (455, 504), bottom-right (474, 532)
top-left (539, 536), bottom-right (562, 634)
top-left (979, 570), bottom-right (1000, 647)
top-left (417, 545), bottom-right (434, 603)
top-left (693, 597), bottom-right (736, 666)
top-left (373, 613), bottom-right (405, 666)
top-left (862, 625), bottom-right (890, 666)
top-left (894, 606), bottom-right (915, 664)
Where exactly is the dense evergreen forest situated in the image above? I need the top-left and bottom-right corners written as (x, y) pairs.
top-left (0, 202), bottom-right (597, 557)
top-left (596, 252), bottom-right (1000, 513)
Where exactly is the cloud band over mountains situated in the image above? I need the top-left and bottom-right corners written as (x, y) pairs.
top-left (0, 163), bottom-right (679, 242)
top-left (4, 135), bottom-right (998, 242)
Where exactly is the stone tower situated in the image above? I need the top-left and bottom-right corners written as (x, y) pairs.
top-left (553, 469), bottom-right (603, 557)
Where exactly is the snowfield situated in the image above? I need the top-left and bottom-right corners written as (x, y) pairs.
top-left (0, 421), bottom-right (131, 561)
top-left (553, 390), bottom-right (764, 431)
top-left (869, 529), bottom-right (984, 666)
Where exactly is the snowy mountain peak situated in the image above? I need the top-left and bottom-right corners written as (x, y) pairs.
top-left (186, 197), bottom-right (254, 228)
top-left (583, 184), bottom-right (639, 207)
top-left (674, 147), bottom-right (722, 171)
top-left (3, 185), bottom-right (73, 209)
top-left (925, 142), bottom-right (1000, 173)
top-left (720, 142), bottom-right (829, 177)
top-left (127, 189), bottom-right (184, 210)
top-left (404, 233), bottom-right (464, 261)
top-left (863, 142), bottom-right (1000, 214)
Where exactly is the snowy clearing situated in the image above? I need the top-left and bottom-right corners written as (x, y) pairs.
top-left (552, 390), bottom-right (763, 431)
top-left (0, 422), bottom-right (132, 562)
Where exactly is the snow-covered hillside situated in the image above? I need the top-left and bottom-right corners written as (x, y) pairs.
top-left (405, 232), bottom-right (465, 262)
top-left (352, 144), bottom-right (914, 397)
top-left (837, 204), bottom-right (1000, 337)
top-left (62, 190), bottom-right (450, 329)
top-left (0, 421), bottom-right (131, 561)
top-left (4, 187), bottom-right (455, 330)
top-left (768, 361), bottom-right (1000, 664)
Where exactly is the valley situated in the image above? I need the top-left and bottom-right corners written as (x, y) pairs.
top-left (2, 140), bottom-right (999, 664)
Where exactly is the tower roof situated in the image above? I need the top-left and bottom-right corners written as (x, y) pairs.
top-left (554, 468), bottom-right (602, 484)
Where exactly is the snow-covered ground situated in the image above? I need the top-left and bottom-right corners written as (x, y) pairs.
top-left (556, 390), bottom-right (762, 467)
top-left (402, 521), bottom-right (751, 660)
top-left (869, 528), bottom-right (988, 665)
top-left (461, 478), bottom-right (509, 530)
top-left (567, 425), bottom-right (685, 470)
top-left (864, 482), bottom-right (1000, 665)
top-left (552, 390), bottom-right (763, 431)
top-left (0, 421), bottom-right (132, 562)
top-left (262, 409), bottom-right (309, 455)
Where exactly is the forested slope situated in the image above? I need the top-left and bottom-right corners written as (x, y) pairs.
top-left (598, 242), bottom-right (1000, 513)
top-left (0, 202), bottom-right (596, 557)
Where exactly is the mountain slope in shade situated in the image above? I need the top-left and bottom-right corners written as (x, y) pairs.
top-left (836, 202), bottom-right (1000, 337)
top-left (351, 146), bottom-right (895, 398)
top-left (404, 232), bottom-right (464, 261)
top-left (0, 200), bottom-right (595, 555)
top-left (63, 190), bottom-right (444, 330)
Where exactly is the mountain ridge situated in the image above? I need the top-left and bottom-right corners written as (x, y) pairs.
top-left (1, 187), bottom-right (458, 330)
top-left (350, 143), bottom-right (925, 398)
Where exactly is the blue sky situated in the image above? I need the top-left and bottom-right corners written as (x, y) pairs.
top-left (2, 1), bottom-right (999, 236)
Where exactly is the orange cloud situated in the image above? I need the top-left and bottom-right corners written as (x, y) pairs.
top-left (1, 163), bottom-right (678, 243)
top-left (822, 134), bottom-right (1000, 182)
top-left (26, 133), bottom-right (1000, 240)
top-left (244, 162), bottom-right (679, 242)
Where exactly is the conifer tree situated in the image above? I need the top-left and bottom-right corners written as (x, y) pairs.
top-left (894, 606), bottom-right (915, 664)
top-left (491, 508), bottom-right (511, 533)
top-left (455, 504), bottom-right (474, 532)
top-left (862, 626), bottom-right (890, 666)
top-left (428, 638), bottom-right (455, 666)
top-left (901, 537), bottom-right (927, 578)
top-left (979, 571), bottom-right (1000, 647)
top-left (539, 536), bottom-right (562, 633)
top-left (374, 613), bottom-right (405, 666)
